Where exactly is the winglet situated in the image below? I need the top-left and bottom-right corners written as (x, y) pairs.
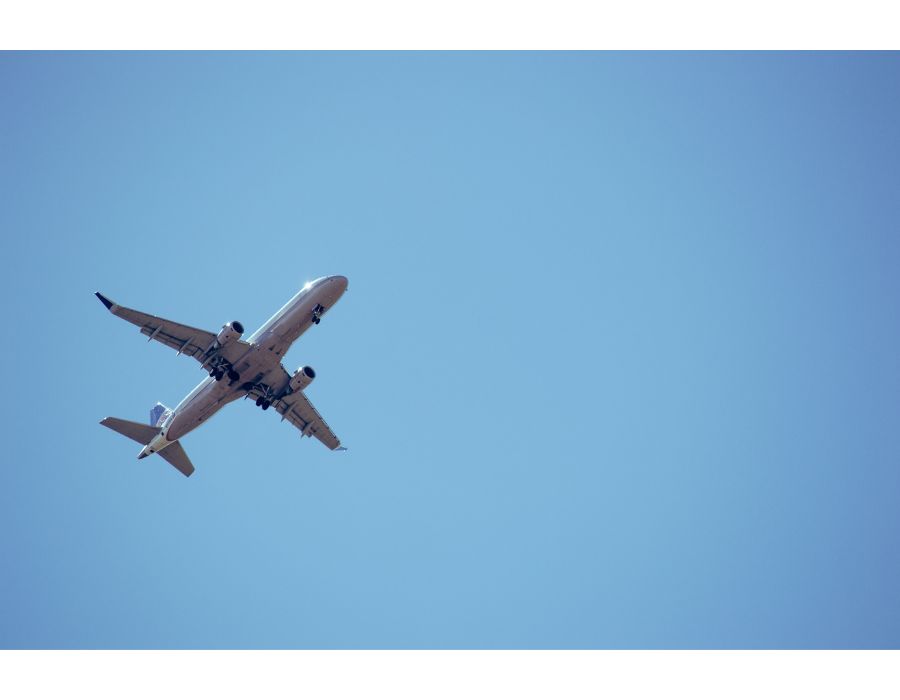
top-left (335, 446), bottom-right (348, 452)
top-left (95, 292), bottom-right (116, 310)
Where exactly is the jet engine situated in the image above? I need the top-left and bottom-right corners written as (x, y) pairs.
top-left (216, 321), bottom-right (244, 347)
top-left (289, 366), bottom-right (316, 393)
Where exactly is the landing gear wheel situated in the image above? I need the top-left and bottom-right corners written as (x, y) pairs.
top-left (214, 370), bottom-right (225, 381)
top-left (209, 369), bottom-right (217, 378)
top-left (313, 316), bottom-right (321, 325)
top-left (262, 401), bottom-right (271, 411)
top-left (227, 369), bottom-right (240, 382)
top-left (255, 397), bottom-right (263, 407)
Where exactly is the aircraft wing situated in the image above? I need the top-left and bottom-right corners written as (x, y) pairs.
top-left (275, 391), bottom-right (343, 450)
top-left (94, 292), bottom-right (251, 368)
top-left (249, 367), bottom-right (342, 450)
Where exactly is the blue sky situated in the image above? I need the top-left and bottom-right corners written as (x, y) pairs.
top-left (1, 52), bottom-right (899, 648)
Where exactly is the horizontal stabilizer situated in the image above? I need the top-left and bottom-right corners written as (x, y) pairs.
top-left (100, 417), bottom-right (160, 445)
top-left (158, 441), bottom-right (195, 477)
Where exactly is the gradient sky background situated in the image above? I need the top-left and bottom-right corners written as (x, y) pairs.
top-left (1, 52), bottom-right (899, 649)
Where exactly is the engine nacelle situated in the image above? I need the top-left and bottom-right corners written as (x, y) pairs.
top-left (289, 366), bottom-right (316, 393)
top-left (216, 321), bottom-right (244, 347)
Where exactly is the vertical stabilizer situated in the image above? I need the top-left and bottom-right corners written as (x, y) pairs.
top-left (150, 403), bottom-right (173, 428)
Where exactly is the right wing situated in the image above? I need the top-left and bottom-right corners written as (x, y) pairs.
top-left (246, 366), bottom-right (343, 450)
top-left (275, 390), bottom-right (343, 450)
top-left (94, 292), bottom-right (251, 369)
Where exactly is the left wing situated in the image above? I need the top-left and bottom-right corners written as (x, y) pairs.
top-left (95, 292), bottom-right (251, 369)
top-left (249, 366), bottom-right (343, 450)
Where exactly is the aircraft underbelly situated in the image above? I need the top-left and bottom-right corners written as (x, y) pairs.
top-left (166, 345), bottom-right (283, 441)
top-left (167, 382), bottom-right (240, 440)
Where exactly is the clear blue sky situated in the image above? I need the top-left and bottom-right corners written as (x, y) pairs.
top-left (1, 52), bottom-right (899, 649)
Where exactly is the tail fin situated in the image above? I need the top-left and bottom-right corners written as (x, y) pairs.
top-left (157, 442), bottom-right (195, 477)
top-left (100, 417), bottom-right (160, 445)
top-left (150, 402), bottom-right (173, 428)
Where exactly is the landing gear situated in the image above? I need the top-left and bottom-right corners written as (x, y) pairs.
top-left (253, 385), bottom-right (275, 411)
top-left (208, 359), bottom-right (239, 383)
top-left (312, 303), bottom-right (325, 325)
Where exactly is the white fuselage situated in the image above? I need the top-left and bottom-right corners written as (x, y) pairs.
top-left (139, 275), bottom-right (348, 457)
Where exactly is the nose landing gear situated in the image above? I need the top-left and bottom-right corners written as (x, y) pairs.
top-left (311, 303), bottom-right (325, 325)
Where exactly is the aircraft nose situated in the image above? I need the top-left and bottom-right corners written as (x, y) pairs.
top-left (329, 275), bottom-right (349, 291)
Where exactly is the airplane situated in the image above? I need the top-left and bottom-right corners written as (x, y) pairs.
top-left (95, 275), bottom-right (349, 477)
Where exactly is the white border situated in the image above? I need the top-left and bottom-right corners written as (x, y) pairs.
top-left (2, 650), bottom-right (900, 700)
top-left (2, 4), bottom-right (898, 698)
top-left (0, 0), bottom-right (899, 49)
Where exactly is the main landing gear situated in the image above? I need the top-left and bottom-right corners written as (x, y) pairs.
top-left (209, 360), bottom-right (240, 383)
top-left (251, 384), bottom-right (276, 411)
top-left (311, 303), bottom-right (325, 325)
